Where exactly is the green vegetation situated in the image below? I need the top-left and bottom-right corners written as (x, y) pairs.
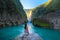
top-left (32, 19), bottom-right (51, 28)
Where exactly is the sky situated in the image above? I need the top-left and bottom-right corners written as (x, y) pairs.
top-left (20, 0), bottom-right (48, 9)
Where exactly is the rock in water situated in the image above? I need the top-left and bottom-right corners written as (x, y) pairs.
top-left (14, 33), bottom-right (42, 40)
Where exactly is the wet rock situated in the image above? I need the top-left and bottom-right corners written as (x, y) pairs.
top-left (14, 33), bottom-right (42, 40)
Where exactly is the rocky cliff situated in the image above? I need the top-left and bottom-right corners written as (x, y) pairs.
top-left (31, 0), bottom-right (60, 29)
top-left (0, 0), bottom-right (27, 27)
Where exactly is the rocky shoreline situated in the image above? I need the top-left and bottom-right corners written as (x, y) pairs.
top-left (0, 21), bottom-right (21, 28)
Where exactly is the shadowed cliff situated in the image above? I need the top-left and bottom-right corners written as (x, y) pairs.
top-left (0, 0), bottom-right (27, 27)
top-left (31, 0), bottom-right (60, 29)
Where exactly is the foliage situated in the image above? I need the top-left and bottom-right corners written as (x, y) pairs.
top-left (32, 19), bottom-right (51, 28)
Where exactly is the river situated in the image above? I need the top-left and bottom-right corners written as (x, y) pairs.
top-left (0, 21), bottom-right (60, 40)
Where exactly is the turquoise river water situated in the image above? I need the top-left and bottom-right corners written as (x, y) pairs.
top-left (0, 21), bottom-right (60, 40)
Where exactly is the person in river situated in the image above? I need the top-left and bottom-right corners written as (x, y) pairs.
top-left (24, 21), bottom-right (29, 34)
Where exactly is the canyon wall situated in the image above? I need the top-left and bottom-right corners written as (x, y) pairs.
top-left (31, 0), bottom-right (60, 29)
top-left (0, 0), bottom-right (27, 27)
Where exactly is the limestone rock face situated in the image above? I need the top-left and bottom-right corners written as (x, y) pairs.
top-left (0, 0), bottom-right (27, 27)
top-left (31, 0), bottom-right (60, 29)
top-left (31, 0), bottom-right (60, 19)
top-left (41, 10), bottom-right (60, 29)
